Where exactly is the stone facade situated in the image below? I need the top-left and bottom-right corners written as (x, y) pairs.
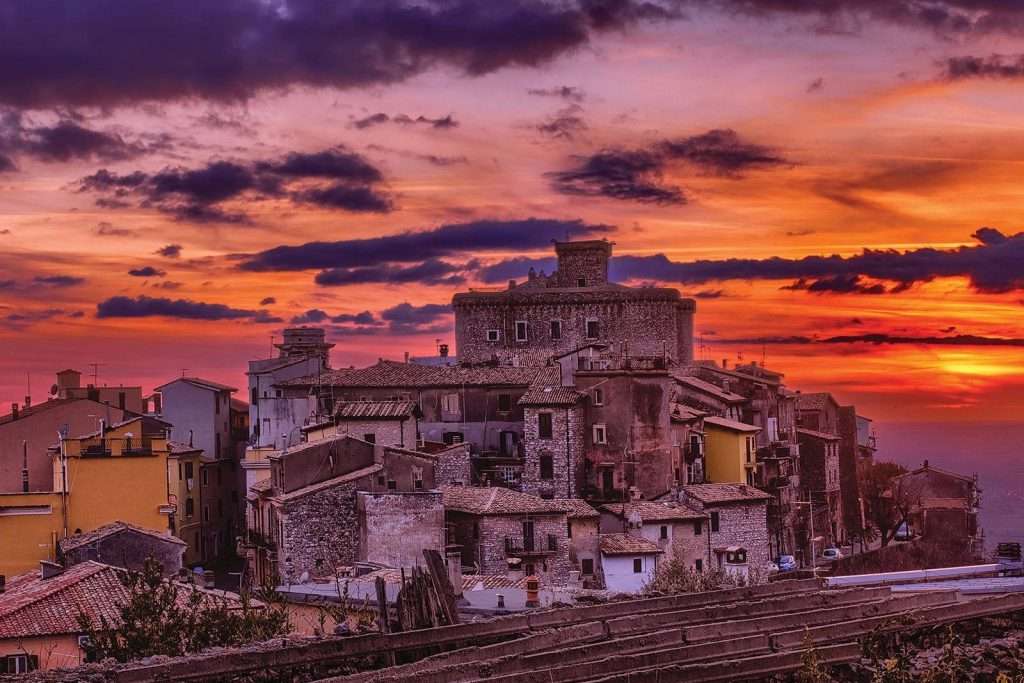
top-left (448, 510), bottom-right (572, 586)
top-left (567, 516), bottom-right (600, 584)
top-left (357, 491), bottom-right (445, 568)
top-left (433, 443), bottom-right (472, 485)
top-left (279, 475), bottom-right (365, 580)
top-left (521, 404), bottom-right (585, 498)
top-left (453, 241), bottom-right (695, 367)
top-left (60, 525), bottom-right (185, 575)
top-left (678, 485), bottom-right (772, 570)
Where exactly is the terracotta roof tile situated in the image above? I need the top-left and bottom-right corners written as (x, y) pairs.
top-left (681, 483), bottom-right (771, 505)
top-left (441, 485), bottom-right (568, 515)
top-left (559, 498), bottom-right (600, 518)
top-left (796, 392), bottom-right (835, 411)
top-left (599, 534), bottom-right (663, 555)
top-left (601, 501), bottom-right (706, 522)
top-left (796, 427), bottom-right (841, 441)
top-left (672, 375), bottom-right (746, 403)
top-left (282, 360), bottom-right (545, 389)
top-left (59, 521), bottom-right (186, 553)
top-left (334, 400), bottom-right (419, 420)
top-left (704, 415), bottom-right (760, 433)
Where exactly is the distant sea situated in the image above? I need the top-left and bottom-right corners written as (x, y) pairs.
top-left (875, 421), bottom-right (1024, 553)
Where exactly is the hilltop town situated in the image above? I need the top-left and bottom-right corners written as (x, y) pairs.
top-left (0, 240), bottom-right (1000, 679)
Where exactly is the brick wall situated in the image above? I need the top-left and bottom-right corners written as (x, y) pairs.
top-left (521, 405), bottom-right (584, 498)
top-left (357, 492), bottom-right (444, 568)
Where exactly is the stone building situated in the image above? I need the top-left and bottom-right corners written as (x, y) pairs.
top-left (889, 462), bottom-right (981, 551)
top-left (357, 491), bottom-right (445, 568)
top-left (678, 483), bottom-right (771, 571)
top-left (453, 240), bottom-right (695, 367)
top-left (599, 500), bottom-right (708, 571)
top-left (441, 485), bottom-right (572, 586)
top-left (561, 498), bottom-right (600, 586)
top-left (797, 427), bottom-right (843, 551)
top-left (302, 400), bottom-right (421, 449)
top-left (519, 377), bottom-right (585, 499)
top-left (58, 521), bottom-right (185, 575)
top-left (246, 435), bottom-right (446, 585)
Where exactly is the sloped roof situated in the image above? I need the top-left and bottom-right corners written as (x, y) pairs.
top-left (704, 415), bottom-right (760, 433)
top-left (282, 360), bottom-right (544, 389)
top-left (276, 464), bottom-right (383, 502)
top-left (334, 400), bottom-right (419, 420)
top-left (560, 498), bottom-right (600, 519)
top-left (796, 427), bottom-right (841, 441)
top-left (155, 376), bottom-right (238, 393)
top-left (599, 534), bottom-right (663, 555)
top-left (601, 501), bottom-right (706, 522)
top-left (682, 483), bottom-right (771, 505)
top-left (518, 385), bottom-right (585, 406)
top-left (796, 392), bottom-right (836, 411)
top-left (670, 404), bottom-right (705, 422)
top-left (59, 521), bottom-right (186, 553)
top-left (0, 562), bottom-right (245, 638)
top-left (0, 397), bottom-right (138, 428)
top-left (672, 375), bottom-right (746, 403)
top-left (440, 485), bottom-right (568, 515)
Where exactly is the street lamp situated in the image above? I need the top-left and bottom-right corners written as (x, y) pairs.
top-left (792, 499), bottom-right (823, 578)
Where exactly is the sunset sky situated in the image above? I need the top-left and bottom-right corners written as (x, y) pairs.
top-left (2, 1), bottom-right (1024, 424)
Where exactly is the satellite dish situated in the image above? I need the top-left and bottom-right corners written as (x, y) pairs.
top-left (50, 384), bottom-right (59, 396)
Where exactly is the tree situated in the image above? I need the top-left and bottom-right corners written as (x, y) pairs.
top-left (860, 461), bottom-right (908, 547)
top-left (78, 557), bottom-right (289, 663)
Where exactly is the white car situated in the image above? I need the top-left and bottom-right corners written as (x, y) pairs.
top-left (821, 547), bottom-right (843, 561)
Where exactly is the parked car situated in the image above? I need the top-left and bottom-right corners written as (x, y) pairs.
top-left (821, 547), bottom-right (843, 561)
top-left (894, 522), bottom-right (912, 541)
top-left (776, 555), bottom-right (797, 572)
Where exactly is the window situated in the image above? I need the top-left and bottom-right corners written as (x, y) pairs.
top-left (586, 319), bottom-right (600, 339)
top-left (695, 558), bottom-right (703, 572)
top-left (442, 393), bottom-right (460, 414)
top-left (251, 387), bottom-right (258, 404)
top-left (215, 432), bottom-right (222, 458)
top-left (202, 505), bottom-right (210, 522)
top-left (5, 654), bottom-right (35, 673)
top-left (118, 391), bottom-right (126, 410)
top-left (185, 497), bottom-right (194, 518)
top-left (387, 479), bottom-right (397, 490)
top-left (497, 394), bottom-right (512, 412)
top-left (363, 433), bottom-right (376, 444)
top-left (539, 454), bottom-right (554, 480)
top-left (577, 277), bottom-right (587, 287)
top-left (633, 558), bottom-right (643, 573)
top-left (473, 522), bottom-right (480, 539)
top-left (581, 558), bottom-right (594, 575)
top-left (567, 521), bottom-right (573, 538)
top-left (415, 477), bottom-right (424, 490)
top-left (275, 389), bottom-right (282, 398)
top-left (377, 475), bottom-right (386, 486)
top-left (538, 412), bottom-right (553, 439)
top-left (593, 388), bottom-right (604, 406)
top-left (592, 424), bottom-right (607, 445)
top-left (443, 431), bottom-right (464, 445)
top-left (515, 320), bottom-right (528, 342)
top-left (217, 499), bottom-right (223, 518)
top-left (201, 470), bottom-right (208, 487)
top-left (660, 525), bottom-right (668, 540)
top-left (694, 520), bottom-right (702, 535)
top-left (486, 329), bottom-right (500, 342)
top-left (550, 320), bottom-right (562, 340)
top-left (711, 511), bottom-right (720, 533)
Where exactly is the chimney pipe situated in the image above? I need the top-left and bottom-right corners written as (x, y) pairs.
top-left (439, 344), bottom-right (449, 358)
top-left (21, 441), bottom-right (28, 493)
top-left (11, 403), bottom-right (18, 420)
top-left (24, 395), bottom-right (31, 409)
top-left (508, 279), bottom-right (516, 289)
top-left (189, 429), bottom-right (194, 448)
top-left (404, 351), bottom-right (409, 363)
top-left (722, 358), bottom-right (728, 369)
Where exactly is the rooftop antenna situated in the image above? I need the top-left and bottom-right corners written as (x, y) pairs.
top-left (762, 342), bottom-right (767, 367)
top-left (87, 363), bottom-right (105, 386)
top-left (180, 368), bottom-right (189, 377)
top-left (270, 334), bottom-right (276, 359)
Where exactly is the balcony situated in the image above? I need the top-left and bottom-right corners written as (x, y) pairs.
top-left (505, 534), bottom-right (558, 557)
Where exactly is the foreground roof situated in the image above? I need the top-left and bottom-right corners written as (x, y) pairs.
top-left (559, 498), bottom-right (600, 519)
top-left (283, 360), bottom-right (545, 388)
top-left (59, 521), bottom-right (186, 553)
top-left (672, 375), bottom-right (746, 403)
top-left (796, 392), bottom-right (836, 411)
top-left (334, 400), bottom-right (420, 420)
top-left (704, 415), bottom-right (760, 433)
top-left (682, 483), bottom-right (771, 505)
top-left (599, 534), bottom-right (663, 556)
top-left (441, 485), bottom-right (568, 515)
top-left (601, 501), bottom-right (706, 522)
top-left (155, 376), bottom-right (238, 393)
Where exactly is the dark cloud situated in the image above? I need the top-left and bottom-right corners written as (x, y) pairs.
top-left (156, 244), bottom-right (183, 258)
top-left (806, 77), bottom-right (825, 93)
top-left (527, 85), bottom-right (586, 102)
top-left (0, 1), bottom-right (680, 109)
top-left (0, 113), bottom-right (153, 167)
top-left (941, 54), bottom-right (1024, 80)
top-left (548, 129), bottom-right (786, 204)
top-left (366, 144), bottom-right (468, 167)
top-left (332, 310), bottom-right (377, 325)
top-left (691, 289), bottom-right (725, 299)
top-left (152, 281), bottom-right (183, 290)
top-left (2, 308), bottom-right (80, 327)
top-left (0, 153), bottom-right (15, 172)
top-left (259, 296), bottom-right (276, 305)
top-left (314, 259), bottom-right (468, 287)
top-left (96, 295), bottom-right (276, 321)
top-left (480, 228), bottom-right (1024, 295)
top-left (715, 333), bottom-right (1024, 348)
top-left (291, 308), bottom-right (330, 324)
top-left (128, 266), bottom-right (166, 277)
top-left (95, 221), bottom-right (138, 237)
top-left (380, 302), bottom-right (453, 334)
top-left (354, 113), bottom-right (459, 130)
top-left (240, 217), bottom-right (610, 271)
top-left (781, 274), bottom-right (887, 295)
top-left (537, 105), bottom-right (588, 140)
top-left (34, 275), bottom-right (85, 287)
top-left (77, 147), bottom-right (391, 221)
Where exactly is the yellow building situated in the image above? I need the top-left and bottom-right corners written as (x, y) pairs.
top-left (167, 442), bottom-right (236, 566)
top-left (0, 416), bottom-right (174, 577)
top-left (703, 415), bottom-right (760, 486)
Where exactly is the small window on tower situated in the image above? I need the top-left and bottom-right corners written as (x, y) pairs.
top-left (633, 558), bottom-right (643, 573)
top-left (593, 424), bottom-right (607, 445)
top-left (539, 454), bottom-right (554, 479)
top-left (577, 278), bottom-right (587, 287)
top-left (550, 320), bottom-right (561, 340)
top-left (538, 412), bottom-right (553, 439)
top-left (593, 388), bottom-right (604, 406)
top-left (486, 329), bottom-right (500, 342)
top-left (497, 394), bottom-right (512, 412)
top-left (586, 319), bottom-right (600, 339)
top-left (515, 321), bottom-right (528, 342)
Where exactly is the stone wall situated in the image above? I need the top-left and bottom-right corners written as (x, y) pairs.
top-left (279, 476), bottom-right (364, 580)
top-left (434, 444), bottom-right (471, 485)
top-left (63, 529), bottom-right (185, 575)
top-left (357, 491), bottom-right (444, 568)
top-left (706, 503), bottom-right (770, 569)
top-left (477, 513), bottom-right (572, 585)
top-left (568, 517), bottom-right (600, 585)
top-left (521, 405), bottom-right (584, 498)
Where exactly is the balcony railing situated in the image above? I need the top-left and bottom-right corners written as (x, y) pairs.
top-left (505, 534), bottom-right (558, 556)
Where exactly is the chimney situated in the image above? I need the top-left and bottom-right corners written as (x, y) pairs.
top-left (10, 403), bottom-right (18, 420)
top-left (439, 344), bottom-right (449, 358)
top-left (508, 279), bottom-right (517, 289)
top-left (0, 575), bottom-right (5, 594)
top-left (722, 359), bottom-right (728, 369)
top-left (24, 395), bottom-right (31, 409)
top-left (404, 351), bottom-right (410, 363)
top-left (40, 560), bottom-right (64, 580)
top-left (189, 429), bottom-right (194, 448)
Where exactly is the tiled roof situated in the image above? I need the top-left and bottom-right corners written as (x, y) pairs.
top-left (334, 400), bottom-right (419, 420)
top-left (672, 375), bottom-right (746, 403)
top-left (599, 534), bottom-right (663, 556)
top-left (0, 397), bottom-right (139, 428)
top-left (440, 485), bottom-right (568, 515)
top-left (601, 501), bottom-right (706, 522)
top-left (167, 440), bottom-right (203, 454)
top-left (670, 404), bottom-right (705, 422)
top-left (518, 385), bottom-right (585, 406)
top-left (704, 415), bottom-right (760, 433)
top-left (282, 360), bottom-right (545, 388)
top-left (155, 376), bottom-right (238, 393)
top-left (230, 397), bottom-right (250, 412)
top-left (276, 464), bottom-right (383, 502)
top-left (0, 562), bottom-right (245, 638)
top-left (796, 427), bottom-right (841, 441)
top-left (59, 521), bottom-right (186, 553)
top-left (920, 497), bottom-right (969, 510)
top-left (682, 483), bottom-right (771, 505)
top-left (559, 498), bottom-right (600, 518)
top-left (796, 392), bottom-right (834, 411)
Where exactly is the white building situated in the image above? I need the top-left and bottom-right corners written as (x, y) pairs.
top-left (599, 534), bottom-right (662, 593)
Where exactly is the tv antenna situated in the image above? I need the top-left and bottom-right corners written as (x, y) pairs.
top-left (87, 363), bottom-right (105, 386)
